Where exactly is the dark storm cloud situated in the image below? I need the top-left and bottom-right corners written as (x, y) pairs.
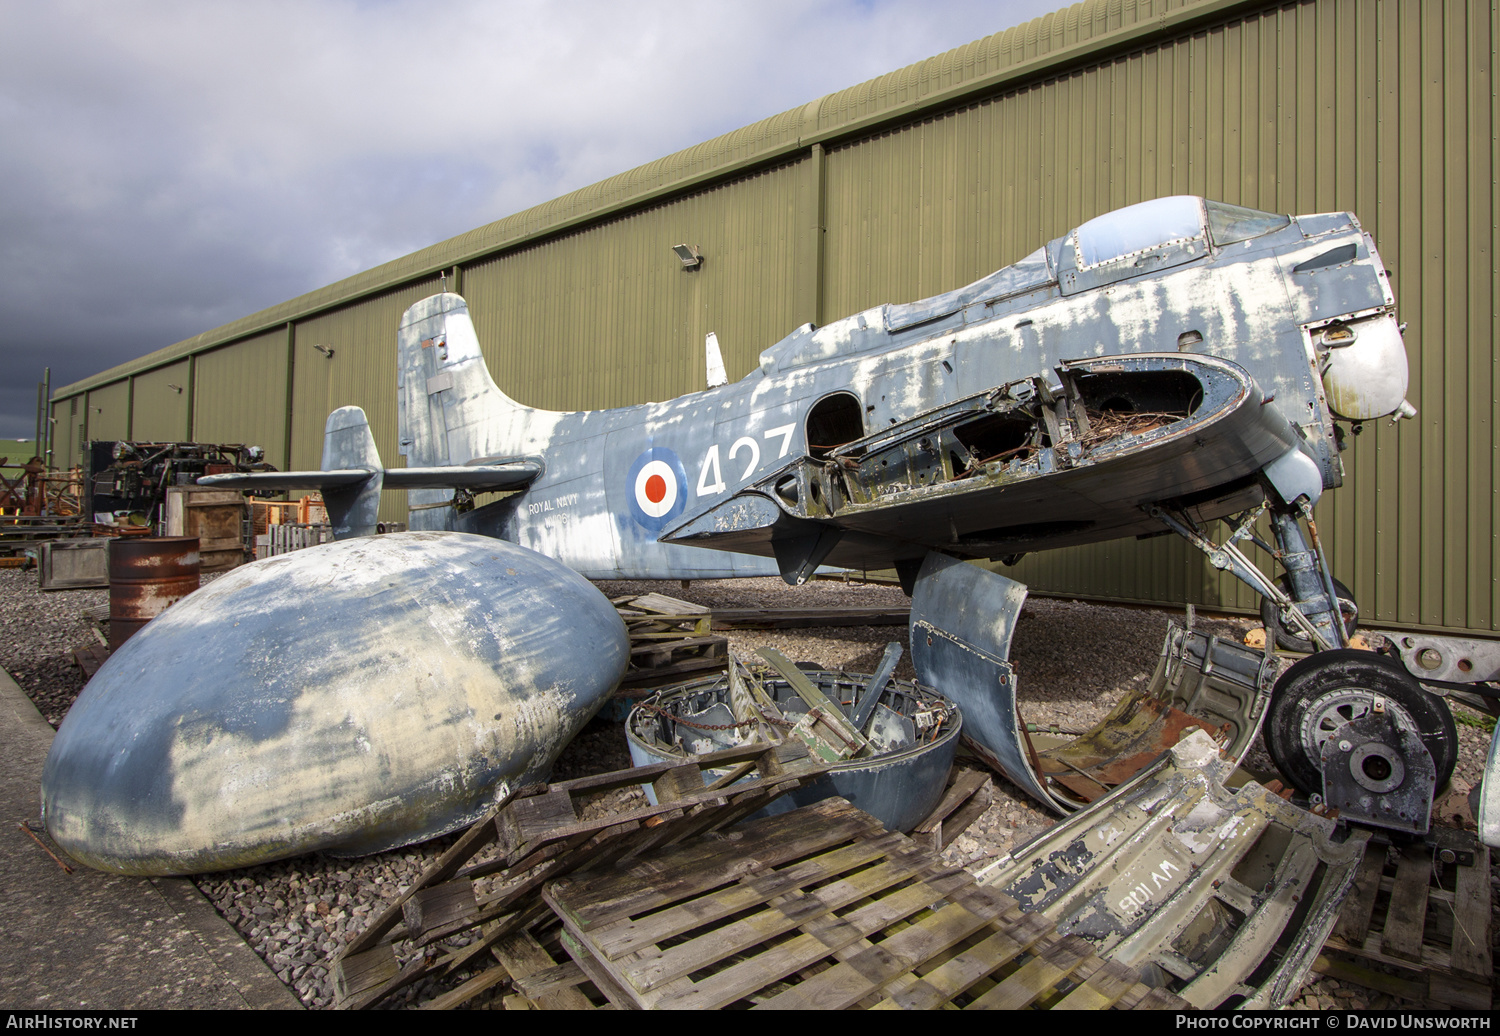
top-left (0, 0), bottom-right (1061, 437)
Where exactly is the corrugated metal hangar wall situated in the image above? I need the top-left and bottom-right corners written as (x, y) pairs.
top-left (52, 0), bottom-right (1498, 637)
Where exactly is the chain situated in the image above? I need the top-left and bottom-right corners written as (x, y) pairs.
top-left (635, 700), bottom-right (795, 731)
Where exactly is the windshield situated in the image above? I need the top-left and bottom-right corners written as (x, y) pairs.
top-left (1206, 201), bottom-right (1291, 245)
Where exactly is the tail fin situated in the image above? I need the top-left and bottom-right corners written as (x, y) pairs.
top-left (397, 293), bottom-right (534, 529)
top-left (320, 406), bottom-right (383, 538)
top-left (397, 293), bottom-right (527, 469)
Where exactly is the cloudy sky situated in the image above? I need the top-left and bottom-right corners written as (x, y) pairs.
top-left (0, 0), bottom-right (1065, 440)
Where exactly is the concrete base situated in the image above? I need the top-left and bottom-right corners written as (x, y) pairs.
top-left (0, 667), bottom-right (302, 1010)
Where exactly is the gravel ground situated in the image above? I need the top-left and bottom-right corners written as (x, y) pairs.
top-left (1, 565), bottom-right (1495, 1010)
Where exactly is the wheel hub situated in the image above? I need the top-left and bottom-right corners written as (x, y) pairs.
top-left (1297, 688), bottom-right (1420, 763)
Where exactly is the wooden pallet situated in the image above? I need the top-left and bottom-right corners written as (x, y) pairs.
top-left (332, 739), bottom-right (827, 1009)
top-left (613, 593), bottom-right (729, 690)
top-left (543, 796), bottom-right (1186, 1010)
top-left (71, 644), bottom-right (110, 680)
top-left (1320, 828), bottom-right (1492, 1009)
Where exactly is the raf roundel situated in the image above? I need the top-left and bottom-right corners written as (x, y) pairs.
top-left (626, 447), bottom-right (688, 532)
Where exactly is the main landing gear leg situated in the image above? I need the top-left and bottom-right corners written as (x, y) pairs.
top-left (1149, 501), bottom-right (1344, 652)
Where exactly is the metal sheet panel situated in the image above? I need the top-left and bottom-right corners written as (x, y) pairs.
top-left (85, 382), bottom-right (129, 443)
top-left (193, 330), bottom-right (290, 468)
top-left (129, 361), bottom-right (190, 442)
top-left (462, 161), bottom-right (808, 414)
top-left (49, 397), bottom-right (83, 469)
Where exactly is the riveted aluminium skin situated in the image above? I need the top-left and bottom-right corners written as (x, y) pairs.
top-left (40, 532), bottom-right (629, 875)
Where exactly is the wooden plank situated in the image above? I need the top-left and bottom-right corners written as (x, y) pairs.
top-left (710, 606), bottom-right (910, 629)
top-left (1428, 971), bottom-right (1493, 1011)
top-left (401, 877), bottom-right (477, 943)
top-left (415, 965), bottom-right (510, 1010)
top-left (496, 789), bottom-right (579, 857)
top-left (1333, 845), bottom-right (1387, 945)
top-left (1382, 843), bottom-right (1432, 962)
top-left (1311, 952), bottom-right (1428, 1002)
top-left (332, 943), bottom-right (398, 1003)
top-left (1127, 985), bottom-right (1193, 1010)
top-left (1052, 956), bottom-right (1140, 1010)
top-left (559, 929), bottom-right (644, 1010)
top-left (927, 782), bottom-right (994, 853)
top-left (511, 962), bottom-right (592, 1003)
top-left (1448, 842), bottom-right (1491, 982)
top-left (912, 769), bottom-right (988, 835)
top-left (625, 592), bottom-right (710, 615)
top-left (335, 956), bottom-right (430, 1011)
top-left (491, 931), bottom-right (595, 1011)
top-left (868, 908), bottom-right (1052, 1010)
top-left (629, 635), bottom-right (723, 654)
top-left (964, 933), bottom-right (1092, 1009)
top-left (651, 763), bottom-right (709, 804)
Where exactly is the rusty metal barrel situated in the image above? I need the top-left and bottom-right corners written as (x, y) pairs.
top-left (108, 537), bottom-right (201, 649)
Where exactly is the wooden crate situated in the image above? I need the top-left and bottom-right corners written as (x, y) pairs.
top-left (1320, 829), bottom-right (1492, 1009)
top-left (544, 796), bottom-right (1186, 1011)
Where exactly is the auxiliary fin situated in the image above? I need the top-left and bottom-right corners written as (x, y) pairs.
top-left (319, 406), bottom-right (383, 538)
top-left (195, 406), bottom-right (383, 539)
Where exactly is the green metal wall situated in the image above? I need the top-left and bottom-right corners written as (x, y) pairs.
top-left (129, 361), bottom-right (192, 441)
top-left (193, 330), bottom-right (291, 468)
top-left (48, 0), bottom-right (1500, 634)
top-left (463, 160), bottom-right (814, 410)
top-left (84, 382), bottom-right (129, 443)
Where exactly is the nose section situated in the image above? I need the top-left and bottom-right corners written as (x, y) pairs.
top-left (1322, 314), bottom-right (1410, 420)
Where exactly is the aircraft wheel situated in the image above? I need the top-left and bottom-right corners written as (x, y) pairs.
top-left (1259, 576), bottom-right (1358, 652)
top-left (1265, 649), bottom-right (1457, 796)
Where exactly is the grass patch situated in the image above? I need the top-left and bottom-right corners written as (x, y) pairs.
top-left (1454, 709), bottom-right (1496, 734)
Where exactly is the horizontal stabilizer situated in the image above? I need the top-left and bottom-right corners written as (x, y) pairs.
top-left (198, 470), bottom-right (374, 491)
top-left (383, 462), bottom-right (541, 491)
top-left (201, 462), bottom-right (541, 494)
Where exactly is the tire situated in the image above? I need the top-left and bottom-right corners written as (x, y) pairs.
top-left (1259, 576), bottom-right (1358, 653)
top-left (1265, 649), bottom-right (1458, 796)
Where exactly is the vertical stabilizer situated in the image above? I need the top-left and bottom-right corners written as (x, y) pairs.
top-left (321, 406), bottom-right (383, 538)
top-left (397, 293), bottom-right (530, 529)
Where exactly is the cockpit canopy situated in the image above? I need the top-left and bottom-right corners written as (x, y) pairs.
top-left (1058, 196), bottom-right (1289, 294)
